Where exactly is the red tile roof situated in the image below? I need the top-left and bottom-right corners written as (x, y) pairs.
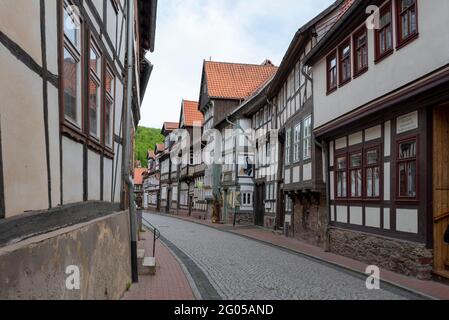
top-left (164, 122), bottom-right (179, 131)
top-left (148, 150), bottom-right (156, 159)
top-left (183, 100), bottom-right (203, 127)
top-left (156, 143), bottom-right (165, 153)
top-left (133, 167), bottom-right (147, 185)
top-left (204, 60), bottom-right (278, 100)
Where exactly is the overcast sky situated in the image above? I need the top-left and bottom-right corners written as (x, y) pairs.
top-left (140, 0), bottom-right (335, 129)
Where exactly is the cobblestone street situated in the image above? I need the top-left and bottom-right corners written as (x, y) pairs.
top-left (143, 212), bottom-right (421, 300)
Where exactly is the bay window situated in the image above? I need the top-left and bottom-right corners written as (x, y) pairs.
top-left (397, 138), bottom-right (417, 199)
top-left (375, 2), bottom-right (393, 61)
top-left (339, 40), bottom-right (351, 85)
top-left (397, 0), bottom-right (418, 46)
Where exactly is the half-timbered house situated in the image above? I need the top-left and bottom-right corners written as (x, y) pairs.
top-left (159, 121), bottom-right (178, 213)
top-left (198, 60), bottom-right (278, 222)
top-left (267, 0), bottom-right (353, 244)
top-left (304, 0), bottom-right (449, 279)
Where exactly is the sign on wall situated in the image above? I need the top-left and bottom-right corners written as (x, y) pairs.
top-left (397, 111), bottom-right (418, 134)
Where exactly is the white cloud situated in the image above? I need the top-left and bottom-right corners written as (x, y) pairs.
top-left (140, 0), bottom-right (334, 129)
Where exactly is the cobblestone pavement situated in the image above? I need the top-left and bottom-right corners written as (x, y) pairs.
top-left (144, 212), bottom-right (419, 300)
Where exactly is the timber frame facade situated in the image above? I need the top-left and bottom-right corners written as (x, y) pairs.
top-left (0, 0), bottom-right (157, 220)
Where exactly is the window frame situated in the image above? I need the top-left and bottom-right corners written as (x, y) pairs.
top-left (293, 123), bottom-right (301, 163)
top-left (285, 128), bottom-right (292, 165)
top-left (61, 1), bottom-right (85, 133)
top-left (335, 153), bottom-right (348, 199)
top-left (326, 51), bottom-right (338, 94)
top-left (303, 116), bottom-right (312, 160)
top-left (395, 136), bottom-right (419, 201)
top-left (353, 26), bottom-right (368, 77)
top-left (364, 145), bottom-right (382, 200)
top-left (395, 0), bottom-right (419, 49)
top-left (349, 150), bottom-right (363, 199)
top-left (375, 1), bottom-right (394, 63)
top-left (104, 65), bottom-right (115, 151)
top-left (338, 38), bottom-right (352, 86)
top-left (88, 37), bottom-right (102, 142)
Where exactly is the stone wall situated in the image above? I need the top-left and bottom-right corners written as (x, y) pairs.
top-left (0, 211), bottom-right (131, 299)
top-left (328, 227), bottom-right (434, 280)
top-left (292, 194), bottom-right (327, 248)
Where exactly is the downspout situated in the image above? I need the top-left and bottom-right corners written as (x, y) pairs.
top-left (123, 0), bottom-right (138, 283)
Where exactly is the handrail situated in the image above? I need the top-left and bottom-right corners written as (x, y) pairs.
top-left (434, 211), bottom-right (449, 223)
top-left (142, 215), bottom-right (161, 257)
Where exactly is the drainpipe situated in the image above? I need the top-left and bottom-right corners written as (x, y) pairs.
top-left (123, 0), bottom-right (138, 283)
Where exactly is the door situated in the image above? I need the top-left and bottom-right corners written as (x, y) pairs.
top-left (254, 183), bottom-right (265, 226)
top-left (188, 195), bottom-right (193, 216)
top-left (166, 189), bottom-right (171, 213)
top-left (433, 104), bottom-right (449, 277)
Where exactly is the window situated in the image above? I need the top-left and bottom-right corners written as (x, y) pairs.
top-left (293, 124), bottom-right (301, 162)
top-left (285, 128), bottom-right (292, 165)
top-left (376, 2), bottom-right (393, 61)
top-left (336, 156), bottom-right (347, 198)
top-left (339, 40), bottom-right (351, 85)
top-left (242, 192), bottom-right (253, 207)
top-left (397, 139), bottom-right (417, 199)
top-left (89, 40), bottom-right (102, 139)
top-left (396, 0), bottom-right (418, 46)
top-left (353, 27), bottom-right (368, 75)
top-left (266, 140), bottom-right (271, 163)
top-left (349, 152), bottom-right (362, 198)
top-left (303, 116), bottom-right (312, 160)
top-left (327, 51), bottom-right (337, 92)
top-left (365, 147), bottom-right (381, 198)
top-left (63, 2), bottom-right (82, 127)
top-left (105, 67), bottom-right (115, 148)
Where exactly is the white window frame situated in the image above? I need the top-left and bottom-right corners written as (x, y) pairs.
top-left (293, 123), bottom-right (301, 163)
top-left (285, 128), bottom-right (292, 165)
top-left (303, 116), bottom-right (312, 160)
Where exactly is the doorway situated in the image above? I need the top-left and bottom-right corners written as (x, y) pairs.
top-left (433, 103), bottom-right (449, 278)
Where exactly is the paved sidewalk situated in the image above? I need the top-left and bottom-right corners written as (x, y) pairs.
top-left (122, 231), bottom-right (196, 300)
top-left (154, 212), bottom-right (449, 300)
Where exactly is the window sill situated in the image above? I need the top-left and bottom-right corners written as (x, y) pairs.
top-left (396, 32), bottom-right (419, 51)
top-left (353, 67), bottom-right (368, 79)
top-left (374, 49), bottom-right (394, 64)
top-left (339, 78), bottom-right (352, 88)
top-left (326, 87), bottom-right (337, 96)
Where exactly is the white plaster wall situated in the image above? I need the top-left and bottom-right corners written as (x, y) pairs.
top-left (313, 0), bottom-right (449, 129)
top-left (62, 137), bottom-right (83, 204)
top-left (396, 209), bottom-right (418, 234)
top-left (336, 206), bottom-right (348, 223)
top-left (349, 132), bottom-right (362, 146)
top-left (302, 163), bottom-right (312, 181)
top-left (384, 208), bottom-right (391, 230)
top-left (48, 85), bottom-right (61, 208)
top-left (0, 0), bottom-right (42, 65)
top-left (384, 162), bottom-right (391, 201)
top-left (384, 121), bottom-right (391, 157)
top-left (104, 158), bottom-right (113, 202)
top-left (365, 125), bottom-right (382, 142)
top-left (45, 0), bottom-right (58, 75)
top-left (350, 206), bottom-right (363, 226)
top-left (0, 49), bottom-right (48, 217)
top-left (88, 150), bottom-right (101, 201)
top-left (366, 207), bottom-right (381, 228)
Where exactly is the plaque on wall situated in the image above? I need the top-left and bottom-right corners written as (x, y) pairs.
top-left (397, 111), bottom-right (418, 134)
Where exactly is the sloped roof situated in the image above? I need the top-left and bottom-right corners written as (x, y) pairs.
top-left (204, 60), bottom-right (278, 100)
top-left (182, 100), bottom-right (203, 127)
top-left (133, 167), bottom-right (147, 185)
top-left (164, 122), bottom-right (179, 131)
top-left (155, 143), bottom-right (165, 153)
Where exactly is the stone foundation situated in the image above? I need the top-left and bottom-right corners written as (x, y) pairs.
top-left (328, 227), bottom-right (434, 280)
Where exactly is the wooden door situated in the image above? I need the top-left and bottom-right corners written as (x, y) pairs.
top-left (254, 184), bottom-right (265, 226)
top-left (433, 103), bottom-right (449, 277)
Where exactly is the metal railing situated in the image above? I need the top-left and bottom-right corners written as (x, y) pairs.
top-left (142, 215), bottom-right (161, 258)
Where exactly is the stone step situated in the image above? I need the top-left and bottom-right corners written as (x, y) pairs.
top-left (139, 257), bottom-right (157, 276)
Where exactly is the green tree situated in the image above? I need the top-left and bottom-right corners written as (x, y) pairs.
top-left (134, 126), bottom-right (164, 168)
